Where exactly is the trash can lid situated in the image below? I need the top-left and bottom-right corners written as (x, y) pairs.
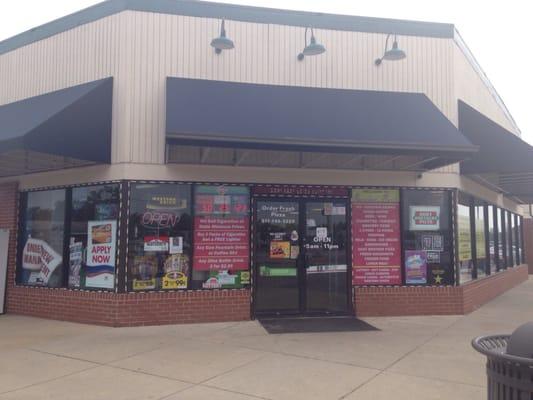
top-left (507, 322), bottom-right (533, 358)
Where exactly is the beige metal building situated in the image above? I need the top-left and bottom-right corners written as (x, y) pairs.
top-left (0, 0), bottom-right (531, 325)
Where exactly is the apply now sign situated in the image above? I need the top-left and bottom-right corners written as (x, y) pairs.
top-left (86, 220), bottom-right (117, 289)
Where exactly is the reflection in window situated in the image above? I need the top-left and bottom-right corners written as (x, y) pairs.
top-left (401, 190), bottom-right (453, 286)
top-left (474, 201), bottom-right (487, 279)
top-left (506, 211), bottom-right (513, 268)
top-left (498, 208), bottom-right (506, 270)
top-left (69, 185), bottom-right (120, 289)
top-left (127, 183), bottom-right (192, 291)
top-left (18, 190), bottom-right (66, 287)
top-left (487, 205), bottom-right (497, 274)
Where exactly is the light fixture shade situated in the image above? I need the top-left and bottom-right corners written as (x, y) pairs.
top-left (383, 41), bottom-right (406, 61)
top-left (302, 36), bottom-right (326, 57)
top-left (211, 20), bottom-right (234, 52)
top-left (211, 35), bottom-right (234, 51)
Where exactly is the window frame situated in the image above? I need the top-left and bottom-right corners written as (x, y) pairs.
top-left (16, 181), bottom-right (123, 292)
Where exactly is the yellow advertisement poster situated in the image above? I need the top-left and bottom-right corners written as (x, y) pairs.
top-left (351, 189), bottom-right (400, 203)
top-left (475, 219), bottom-right (486, 258)
top-left (270, 241), bottom-right (291, 259)
top-left (458, 215), bottom-right (472, 262)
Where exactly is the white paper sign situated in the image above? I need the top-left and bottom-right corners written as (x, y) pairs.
top-left (316, 227), bottom-right (328, 239)
top-left (86, 220), bottom-right (117, 289)
top-left (22, 238), bottom-right (62, 285)
top-left (409, 206), bottom-right (441, 231)
top-left (169, 237), bottom-right (183, 254)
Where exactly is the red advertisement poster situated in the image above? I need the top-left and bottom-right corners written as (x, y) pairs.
top-left (193, 186), bottom-right (250, 271)
top-left (352, 189), bottom-right (401, 285)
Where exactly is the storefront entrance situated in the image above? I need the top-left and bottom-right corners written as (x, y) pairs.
top-left (253, 198), bottom-right (351, 316)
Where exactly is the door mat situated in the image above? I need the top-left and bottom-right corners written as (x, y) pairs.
top-left (258, 317), bottom-right (379, 334)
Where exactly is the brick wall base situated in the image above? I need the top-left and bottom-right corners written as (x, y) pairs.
top-left (354, 264), bottom-right (529, 317)
top-left (6, 287), bottom-right (251, 327)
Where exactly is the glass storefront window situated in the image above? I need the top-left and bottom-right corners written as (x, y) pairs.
top-left (402, 189), bottom-right (453, 286)
top-left (192, 185), bottom-right (250, 289)
top-left (487, 205), bottom-right (497, 274)
top-left (127, 183), bottom-right (192, 291)
top-left (457, 193), bottom-right (473, 283)
top-left (69, 184), bottom-right (120, 289)
top-left (474, 200), bottom-right (487, 278)
top-left (18, 190), bottom-right (66, 287)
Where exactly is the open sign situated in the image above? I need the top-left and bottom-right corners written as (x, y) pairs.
top-left (141, 211), bottom-right (180, 228)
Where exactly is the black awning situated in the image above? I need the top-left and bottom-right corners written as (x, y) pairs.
top-left (459, 101), bottom-right (533, 175)
top-left (166, 78), bottom-right (476, 170)
top-left (0, 78), bottom-right (113, 163)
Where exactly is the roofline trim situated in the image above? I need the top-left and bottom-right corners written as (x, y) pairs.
top-left (0, 0), bottom-right (454, 56)
top-left (453, 28), bottom-right (521, 136)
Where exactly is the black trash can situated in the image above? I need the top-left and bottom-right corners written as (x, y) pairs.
top-left (472, 322), bottom-right (533, 400)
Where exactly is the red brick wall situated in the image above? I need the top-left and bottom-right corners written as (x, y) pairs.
top-left (354, 265), bottom-right (528, 317)
top-left (7, 287), bottom-right (251, 327)
top-left (114, 290), bottom-right (250, 327)
top-left (524, 218), bottom-right (533, 274)
top-left (354, 285), bottom-right (463, 317)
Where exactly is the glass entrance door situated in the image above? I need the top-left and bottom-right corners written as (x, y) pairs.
top-left (304, 201), bottom-right (349, 313)
top-left (254, 198), bottom-right (350, 316)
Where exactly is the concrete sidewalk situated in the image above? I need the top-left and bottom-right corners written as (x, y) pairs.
top-left (1, 279), bottom-right (533, 400)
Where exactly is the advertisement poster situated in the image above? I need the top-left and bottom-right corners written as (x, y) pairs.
top-left (405, 250), bottom-right (427, 284)
top-left (458, 215), bottom-right (472, 262)
top-left (132, 255), bottom-right (158, 290)
top-left (144, 236), bottom-right (169, 252)
top-left (475, 218), bottom-right (486, 258)
top-left (193, 186), bottom-right (250, 272)
top-left (270, 241), bottom-right (290, 259)
top-left (201, 270), bottom-right (248, 289)
top-left (22, 237), bottom-right (63, 285)
top-left (68, 240), bottom-right (83, 288)
top-left (169, 237), bottom-right (183, 254)
top-left (409, 206), bottom-right (441, 231)
top-left (352, 189), bottom-right (401, 285)
top-left (161, 254), bottom-right (189, 289)
top-left (86, 220), bottom-right (117, 289)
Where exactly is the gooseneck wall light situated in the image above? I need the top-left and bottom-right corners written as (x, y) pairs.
top-left (297, 27), bottom-right (326, 61)
top-left (375, 34), bottom-right (406, 66)
top-left (211, 20), bottom-right (234, 54)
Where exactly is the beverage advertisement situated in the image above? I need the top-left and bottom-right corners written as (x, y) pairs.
top-left (352, 189), bottom-right (401, 285)
top-left (193, 186), bottom-right (250, 272)
top-left (405, 250), bottom-right (427, 284)
top-left (86, 220), bottom-right (117, 289)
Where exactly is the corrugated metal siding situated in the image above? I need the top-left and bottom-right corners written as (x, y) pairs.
top-left (0, 10), bottom-right (464, 166)
top-left (453, 43), bottom-right (518, 135)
